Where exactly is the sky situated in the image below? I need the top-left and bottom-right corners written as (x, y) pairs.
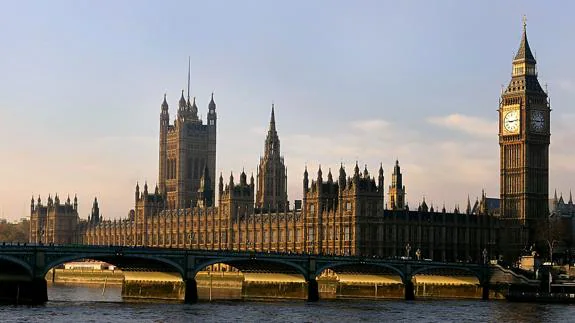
top-left (1, 1), bottom-right (574, 221)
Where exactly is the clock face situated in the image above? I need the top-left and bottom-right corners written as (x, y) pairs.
top-left (531, 110), bottom-right (545, 131)
top-left (504, 110), bottom-right (520, 133)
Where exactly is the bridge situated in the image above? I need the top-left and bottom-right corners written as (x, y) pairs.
top-left (0, 244), bottom-right (491, 304)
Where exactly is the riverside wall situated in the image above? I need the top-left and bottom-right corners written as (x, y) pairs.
top-left (43, 269), bottom-right (502, 301)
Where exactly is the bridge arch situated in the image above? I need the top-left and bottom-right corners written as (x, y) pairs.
top-left (194, 257), bottom-right (308, 279)
top-left (0, 254), bottom-right (33, 277)
top-left (410, 265), bottom-right (484, 284)
top-left (314, 261), bottom-right (406, 281)
top-left (42, 253), bottom-right (185, 279)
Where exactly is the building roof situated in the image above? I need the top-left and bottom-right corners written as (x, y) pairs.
top-left (514, 21), bottom-right (536, 63)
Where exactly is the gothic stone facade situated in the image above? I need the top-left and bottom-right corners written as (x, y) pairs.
top-left (80, 165), bottom-right (499, 262)
top-left (29, 195), bottom-right (80, 244)
top-left (159, 91), bottom-right (217, 210)
top-left (78, 99), bottom-right (499, 262)
top-left (499, 22), bottom-right (551, 259)
top-left (34, 25), bottom-right (566, 262)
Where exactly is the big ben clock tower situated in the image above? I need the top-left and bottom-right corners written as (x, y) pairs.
top-left (499, 18), bottom-right (550, 258)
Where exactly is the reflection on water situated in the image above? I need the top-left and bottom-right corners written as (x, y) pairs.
top-left (0, 284), bottom-right (573, 323)
top-left (48, 283), bottom-right (123, 302)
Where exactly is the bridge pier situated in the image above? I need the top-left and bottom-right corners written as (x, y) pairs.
top-left (404, 280), bottom-right (415, 301)
top-left (184, 278), bottom-right (198, 304)
top-left (30, 278), bottom-right (48, 304)
top-left (0, 278), bottom-right (48, 305)
top-left (307, 279), bottom-right (319, 302)
top-left (482, 283), bottom-right (489, 301)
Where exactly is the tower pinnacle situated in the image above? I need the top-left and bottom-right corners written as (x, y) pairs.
top-left (389, 159), bottom-right (405, 210)
top-left (209, 92), bottom-right (216, 111)
top-left (179, 89), bottom-right (186, 109)
top-left (187, 56), bottom-right (191, 102)
top-left (256, 104), bottom-right (287, 211)
top-left (514, 15), bottom-right (535, 63)
top-left (270, 103), bottom-right (276, 132)
top-left (162, 93), bottom-right (168, 110)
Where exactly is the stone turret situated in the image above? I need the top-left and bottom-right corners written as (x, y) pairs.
top-left (219, 170), bottom-right (255, 220)
top-left (256, 104), bottom-right (288, 212)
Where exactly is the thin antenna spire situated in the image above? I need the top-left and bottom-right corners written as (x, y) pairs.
top-left (522, 15), bottom-right (527, 31)
top-left (187, 56), bottom-right (191, 101)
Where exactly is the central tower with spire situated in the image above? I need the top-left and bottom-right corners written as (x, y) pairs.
top-left (256, 104), bottom-right (288, 212)
top-left (388, 160), bottom-right (406, 210)
top-left (499, 18), bottom-right (550, 258)
top-left (158, 60), bottom-right (217, 209)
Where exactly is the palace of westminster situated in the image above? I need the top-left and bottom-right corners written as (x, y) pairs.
top-left (29, 23), bottom-right (575, 263)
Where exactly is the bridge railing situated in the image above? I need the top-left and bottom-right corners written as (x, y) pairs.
top-left (0, 243), bottom-right (485, 270)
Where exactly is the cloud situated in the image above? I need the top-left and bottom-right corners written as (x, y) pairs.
top-left (249, 126), bottom-right (267, 135)
top-left (280, 116), bottom-right (501, 209)
top-left (90, 135), bottom-right (156, 146)
top-left (555, 79), bottom-right (575, 94)
top-left (427, 114), bottom-right (497, 138)
top-left (4, 113), bottom-right (574, 223)
top-left (0, 134), bottom-right (158, 221)
top-left (351, 119), bottom-right (390, 132)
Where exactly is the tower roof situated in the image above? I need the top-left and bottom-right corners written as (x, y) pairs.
top-left (199, 165), bottom-right (211, 190)
top-left (514, 17), bottom-right (536, 63)
top-left (269, 103), bottom-right (276, 132)
top-left (162, 93), bottom-right (168, 109)
top-left (209, 92), bottom-right (216, 110)
top-left (179, 90), bottom-right (186, 107)
top-left (503, 18), bottom-right (546, 96)
top-left (192, 96), bottom-right (198, 110)
top-left (394, 159), bottom-right (400, 173)
top-left (263, 103), bottom-right (280, 157)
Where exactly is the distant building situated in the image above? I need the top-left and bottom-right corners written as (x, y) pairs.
top-left (388, 160), bottom-right (406, 211)
top-left (29, 194), bottom-right (79, 244)
top-left (548, 191), bottom-right (575, 260)
top-left (63, 261), bottom-right (105, 270)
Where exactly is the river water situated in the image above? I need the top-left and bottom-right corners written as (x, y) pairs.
top-left (0, 284), bottom-right (574, 322)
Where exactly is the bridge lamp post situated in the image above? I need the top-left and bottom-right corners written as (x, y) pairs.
top-left (415, 248), bottom-right (421, 261)
top-left (188, 232), bottom-right (195, 250)
top-left (405, 243), bottom-right (411, 259)
top-left (482, 248), bottom-right (488, 265)
top-left (39, 225), bottom-right (45, 245)
top-left (546, 239), bottom-right (559, 265)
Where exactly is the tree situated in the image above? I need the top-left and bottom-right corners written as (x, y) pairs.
top-left (535, 214), bottom-right (572, 264)
top-left (0, 219), bottom-right (29, 242)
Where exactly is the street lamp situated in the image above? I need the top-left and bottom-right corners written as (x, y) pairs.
top-left (415, 248), bottom-right (421, 261)
top-left (405, 243), bottom-right (411, 259)
top-left (188, 232), bottom-right (195, 249)
top-left (39, 221), bottom-right (45, 245)
top-left (547, 239), bottom-right (559, 265)
top-left (482, 248), bottom-right (488, 265)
